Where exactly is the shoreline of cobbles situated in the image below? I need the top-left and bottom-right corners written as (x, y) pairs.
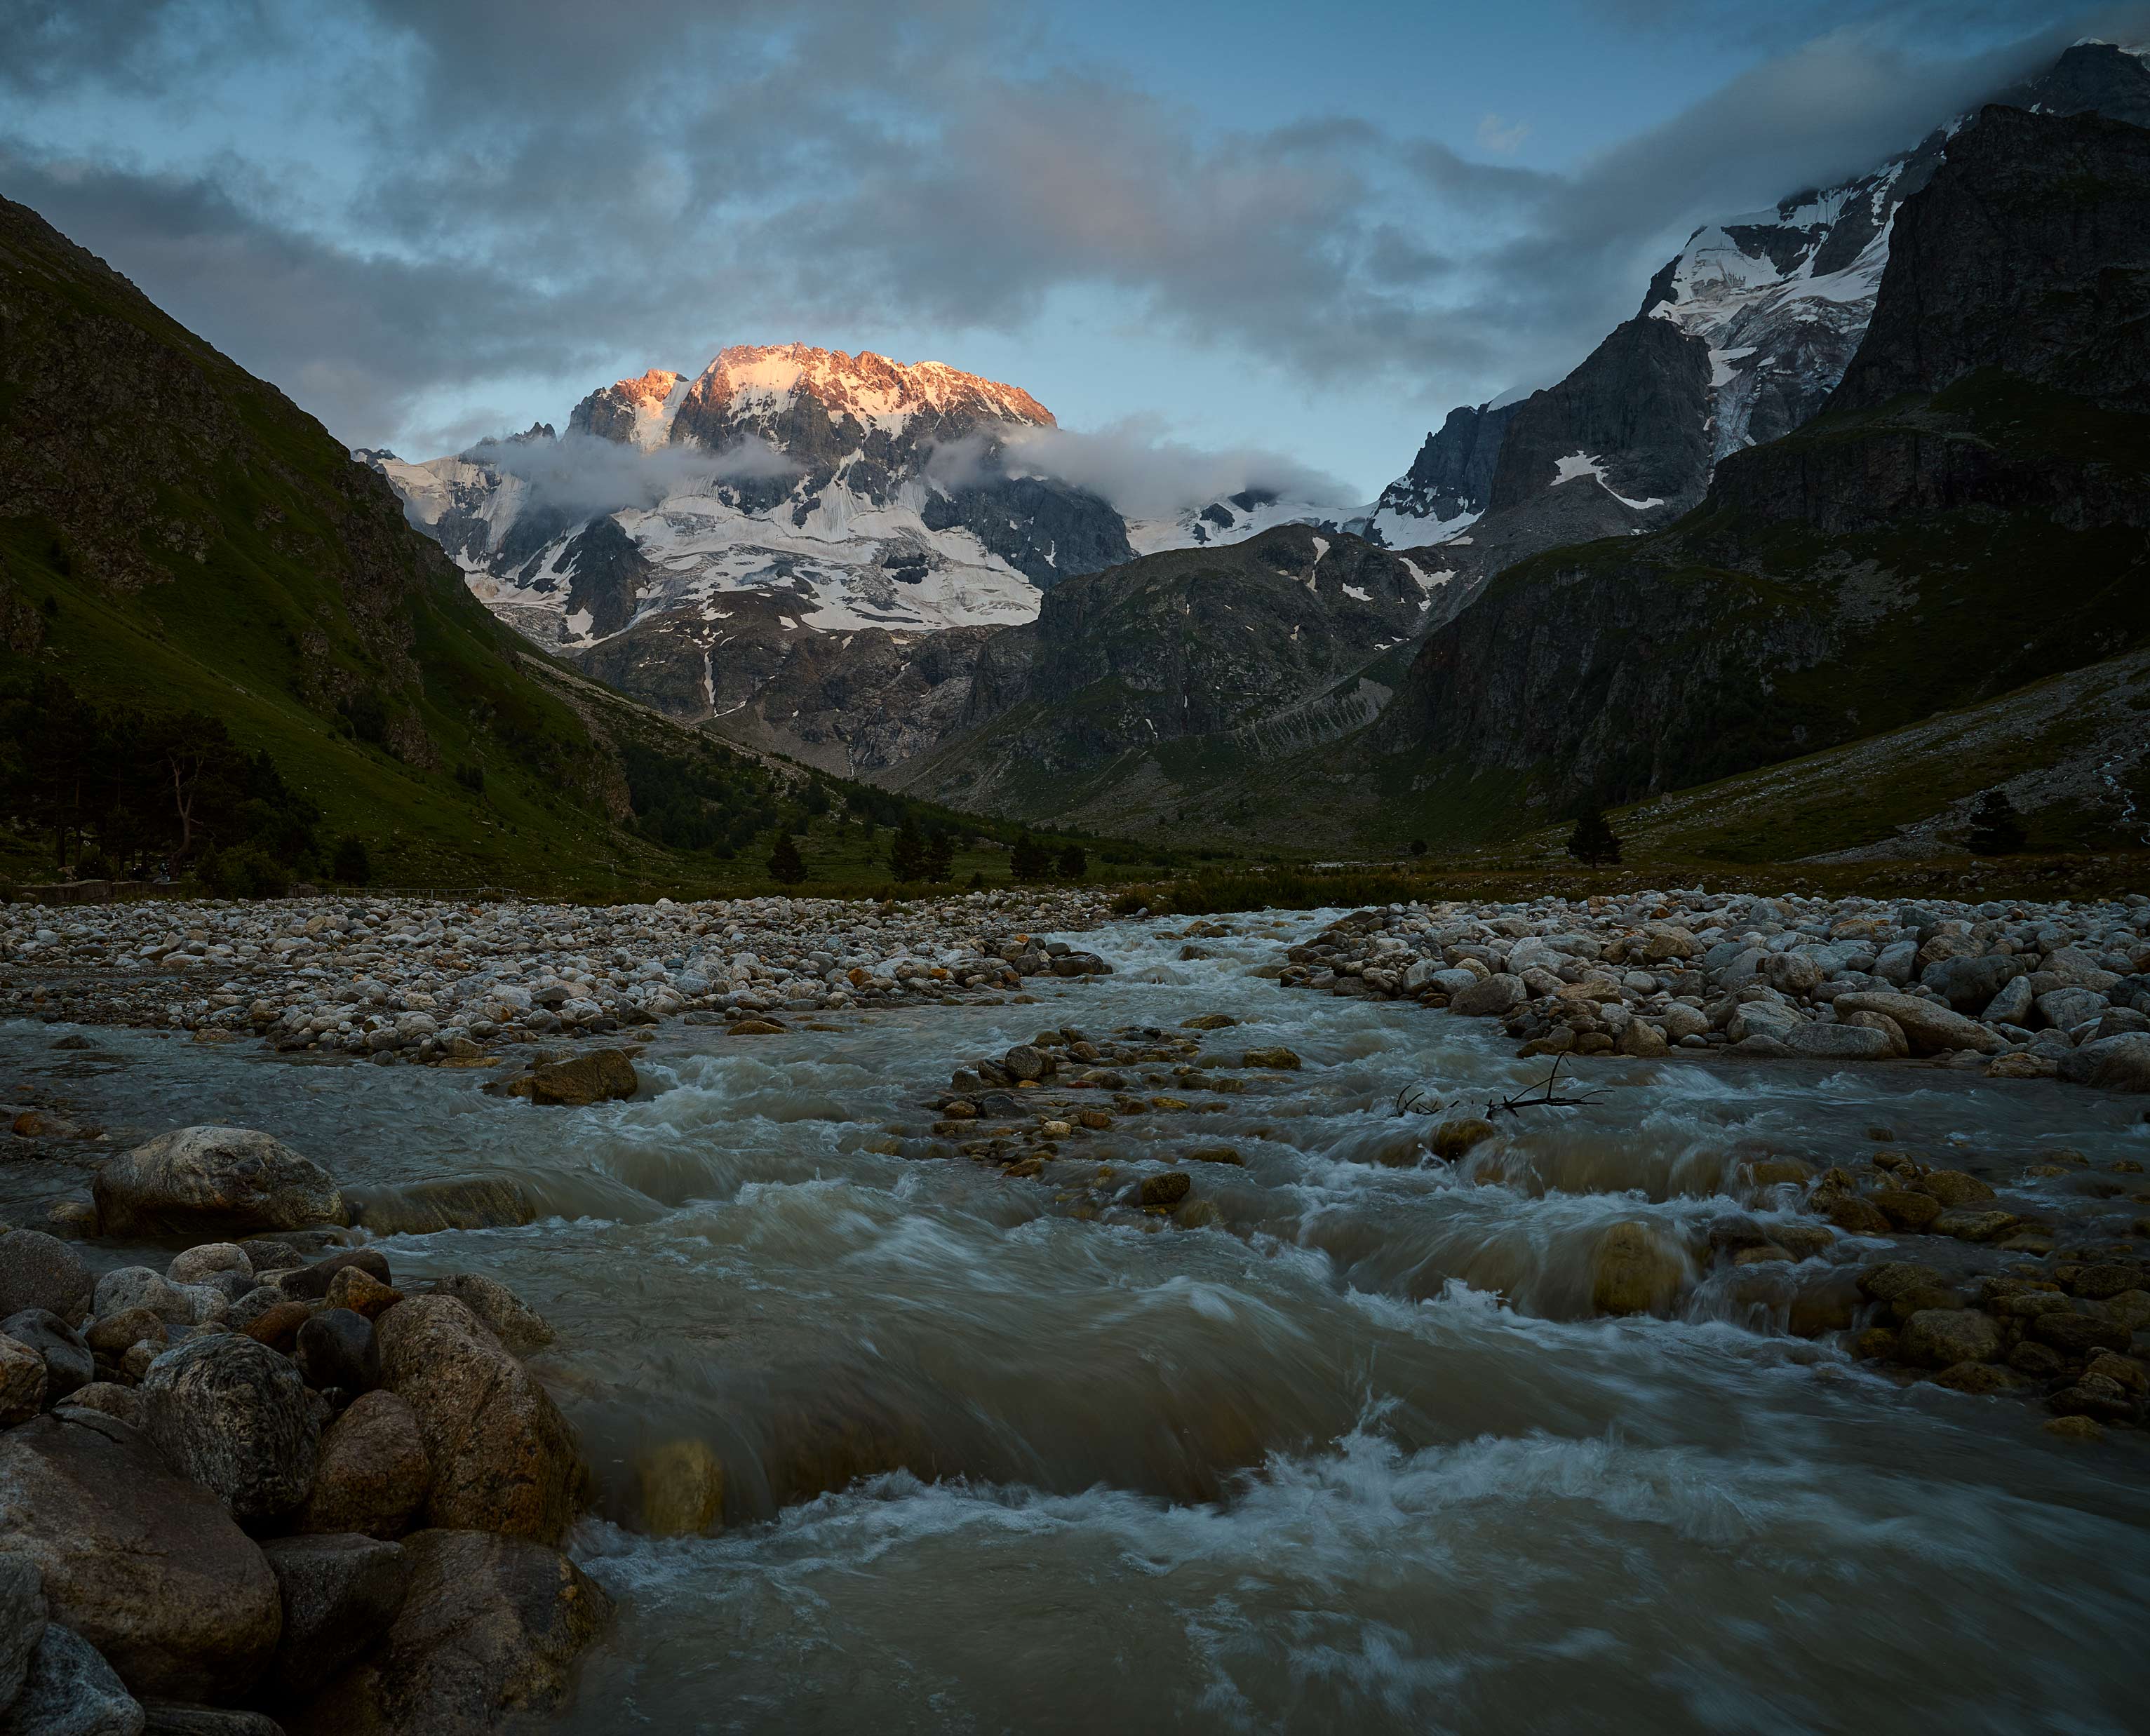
top-left (1272, 888), bottom-right (2150, 1091)
top-left (0, 890), bottom-right (1119, 1060)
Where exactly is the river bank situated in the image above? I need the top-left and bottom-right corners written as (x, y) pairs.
top-left (0, 896), bottom-right (2146, 1730)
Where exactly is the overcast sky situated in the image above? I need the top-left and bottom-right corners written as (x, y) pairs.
top-left (4, 0), bottom-right (2139, 498)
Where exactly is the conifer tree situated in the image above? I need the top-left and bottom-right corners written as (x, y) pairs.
top-left (767, 830), bottom-right (807, 884)
top-left (1057, 842), bottom-right (1088, 880)
top-left (1565, 805), bottom-right (1622, 866)
top-left (1966, 788), bottom-right (2027, 856)
top-left (887, 816), bottom-right (927, 880)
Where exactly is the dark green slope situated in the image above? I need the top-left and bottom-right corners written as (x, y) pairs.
top-left (0, 193), bottom-right (779, 891)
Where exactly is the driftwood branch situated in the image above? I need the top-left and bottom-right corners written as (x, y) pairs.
top-left (1484, 1054), bottom-right (1612, 1118)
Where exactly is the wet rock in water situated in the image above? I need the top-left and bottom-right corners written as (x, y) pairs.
top-left (1930, 1209), bottom-right (2017, 1242)
top-left (1898, 1308), bottom-right (2001, 1367)
top-left (0, 1234), bottom-right (93, 1328)
top-left (298, 1528), bottom-right (610, 1736)
top-left (91, 1128), bottom-right (343, 1241)
top-left (43, 1200), bottom-right (101, 1243)
top-left (3, 1624), bottom-right (142, 1735)
top-left (1174, 1199), bottom-right (1223, 1230)
top-left (484, 1049), bottom-right (639, 1108)
top-left (2048, 1373), bottom-right (2142, 1423)
top-left (0, 1413), bottom-right (280, 1702)
top-left (343, 1178), bottom-right (537, 1237)
top-left (1428, 1117), bottom-right (1497, 1161)
top-left (1914, 1170), bottom-right (1995, 1208)
top-left (1856, 1263), bottom-right (1948, 1302)
top-left (2030, 1311), bottom-right (2133, 1358)
top-left (138, 1335), bottom-right (320, 1523)
top-left (137, 1702), bottom-right (283, 1733)
top-left (1000, 1045), bottom-right (1053, 1084)
top-left (1872, 1190), bottom-right (1944, 1232)
top-left (1239, 1047), bottom-right (1301, 1070)
top-left (259, 1533), bottom-right (412, 1704)
top-left (427, 1276), bottom-right (553, 1359)
top-left (1591, 1222), bottom-right (1686, 1317)
top-left (0, 1336), bottom-right (46, 1429)
top-left (278, 1249), bottom-right (391, 1303)
top-left (297, 1392), bottom-right (432, 1541)
top-left (2044, 1414), bottom-right (2104, 1441)
top-left (2069, 1032), bottom-right (2150, 1091)
top-left (0, 1314), bottom-right (92, 1406)
top-left (636, 1439), bottom-right (724, 1537)
top-left (1181, 1014), bottom-right (1236, 1030)
top-left (1185, 1146), bottom-right (1244, 1166)
top-left (296, 1310), bottom-right (380, 1396)
top-left (377, 1298), bottom-right (584, 1545)
top-left (1930, 1361), bottom-right (2022, 1397)
top-left (1139, 1173), bottom-right (1192, 1209)
top-left (1821, 1194), bottom-right (1891, 1236)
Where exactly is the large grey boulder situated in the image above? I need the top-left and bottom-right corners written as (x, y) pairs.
top-left (0, 1624), bottom-right (143, 1735)
top-left (1830, 992), bottom-right (2005, 1056)
top-left (295, 1530), bottom-right (608, 1736)
top-left (428, 1277), bottom-right (553, 1358)
top-left (259, 1534), bottom-right (410, 1704)
top-left (376, 1300), bottom-right (583, 1546)
top-left (1449, 973), bottom-right (1524, 1018)
top-left (0, 1237), bottom-right (92, 1329)
top-left (295, 1393), bottom-right (431, 1542)
top-left (1784, 1023), bottom-right (1895, 1061)
top-left (2035, 987), bottom-right (2107, 1032)
top-left (0, 1340), bottom-right (44, 1430)
top-left (0, 1413), bottom-right (280, 1702)
top-left (0, 1549), bottom-right (45, 1712)
top-left (92, 1129), bottom-right (342, 1240)
top-left (139, 1337), bottom-right (319, 1524)
top-left (1922, 953), bottom-right (2024, 1012)
top-left (2060, 1032), bottom-right (2150, 1092)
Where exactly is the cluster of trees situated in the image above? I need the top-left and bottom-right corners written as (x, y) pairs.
top-left (0, 675), bottom-right (354, 893)
top-left (619, 741), bottom-right (780, 857)
top-left (1012, 833), bottom-right (1086, 880)
top-left (1566, 807), bottom-right (1622, 866)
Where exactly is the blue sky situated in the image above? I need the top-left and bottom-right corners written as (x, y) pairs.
top-left (4, 0), bottom-right (2135, 499)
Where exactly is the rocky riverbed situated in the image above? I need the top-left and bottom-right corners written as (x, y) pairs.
top-left (1275, 887), bottom-right (2150, 1089)
top-left (0, 891), bottom-right (2146, 1730)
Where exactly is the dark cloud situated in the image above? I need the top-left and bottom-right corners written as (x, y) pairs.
top-left (3, 0), bottom-right (2143, 471)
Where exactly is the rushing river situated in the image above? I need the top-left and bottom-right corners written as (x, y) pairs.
top-left (7, 910), bottom-right (2150, 1733)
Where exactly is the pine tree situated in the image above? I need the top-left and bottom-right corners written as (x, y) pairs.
top-left (766, 831), bottom-right (807, 884)
top-left (1009, 832), bottom-right (1051, 880)
top-left (1057, 842), bottom-right (1088, 880)
top-left (924, 826), bottom-right (957, 881)
top-left (887, 816), bottom-right (927, 880)
top-left (1966, 788), bottom-right (2027, 856)
top-left (1565, 806), bottom-right (1622, 866)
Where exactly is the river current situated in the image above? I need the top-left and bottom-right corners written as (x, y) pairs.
top-left (7, 910), bottom-right (2149, 1733)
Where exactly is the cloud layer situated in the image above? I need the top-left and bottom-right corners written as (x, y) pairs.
top-left (4, 0), bottom-right (2144, 487)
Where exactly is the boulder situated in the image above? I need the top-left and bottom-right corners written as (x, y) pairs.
top-left (0, 1338), bottom-right (45, 1429)
top-left (322, 1268), bottom-right (401, 1321)
top-left (0, 1314), bottom-right (90, 1406)
top-left (1829, 993), bottom-right (2005, 1056)
top-left (342, 1179), bottom-right (537, 1238)
top-left (429, 1277), bottom-right (553, 1357)
top-left (1912, 1170), bottom-right (1995, 1208)
top-left (277, 1251), bottom-right (391, 1303)
top-left (1239, 1047), bottom-right (1301, 1070)
top-left (135, 1703), bottom-right (281, 1733)
top-left (295, 1393), bottom-right (431, 1542)
top-left (164, 1246), bottom-right (251, 1288)
top-left (1921, 953), bottom-right (2025, 1012)
top-left (92, 1129), bottom-right (342, 1239)
top-left (635, 1440), bottom-right (724, 1537)
top-left (260, 1534), bottom-right (411, 1704)
top-left (484, 1051), bottom-right (638, 1108)
top-left (0, 1548), bottom-right (44, 1711)
top-left (295, 1310), bottom-right (379, 1396)
top-left (90, 1272), bottom-right (193, 1328)
top-left (293, 1530), bottom-right (608, 1736)
top-left (1784, 1023), bottom-right (1895, 1061)
top-left (1138, 1173), bottom-right (1192, 1209)
top-left (1430, 1118), bottom-right (1498, 1161)
top-left (0, 1413), bottom-right (280, 1701)
top-left (0, 1234), bottom-right (92, 1328)
top-left (55, 1385), bottom-right (138, 1429)
top-left (1982, 975), bottom-right (2036, 1026)
top-left (1616, 1020), bottom-right (1669, 1058)
top-left (1725, 1001), bottom-right (1801, 1044)
top-left (1450, 974), bottom-right (1524, 1018)
top-left (2035, 987), bottom-right (2107, 1032)
top-left (1841, 1010), bottom-right (1910, 1057)
top-left (1899, 1309), bottom-right (2001, 1367)
top-left (376, 1298), bottom-right (584, 1545)
top-left (138, 1336), bottom-right (320, 1523)
top-left (2068, 1032), bottom-right (2150, 1093)
top-left (1590, 1222), bottom-right (1686, 1317)
top-left (1, 1624), bottom-right (142, 1735)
